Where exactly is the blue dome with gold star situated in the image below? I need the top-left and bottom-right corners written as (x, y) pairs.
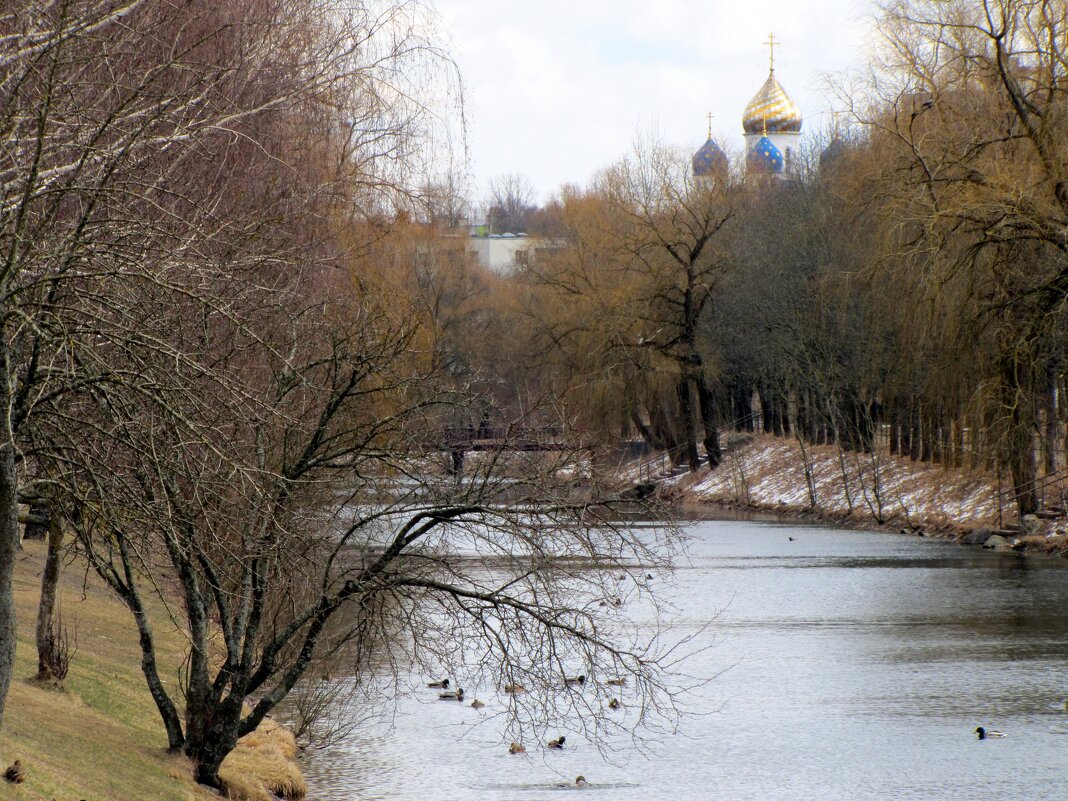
top-left (748, 135), bottom-right (783, 173)
top-left (692, 136), bottom-right (728, 177)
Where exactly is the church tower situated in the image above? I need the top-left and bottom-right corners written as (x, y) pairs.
top-left (691, 112), bottom-right (728, 188)
top-left (742, 34), bottom-right (802, 175)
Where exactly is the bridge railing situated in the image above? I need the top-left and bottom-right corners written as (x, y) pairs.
top-left (442, 425), bottom-right (565, 449)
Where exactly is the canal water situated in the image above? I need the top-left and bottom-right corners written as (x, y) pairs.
top-left (301, 519), bottom-right (1068, 800)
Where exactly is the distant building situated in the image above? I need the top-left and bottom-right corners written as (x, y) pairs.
top-left (692, 34), bottom-right (803, 180)
top-left (467, 231), bottom-right (539, 274)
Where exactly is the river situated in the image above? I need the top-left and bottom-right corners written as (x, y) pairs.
top-left (300, 519), bottom-right (1068, 800)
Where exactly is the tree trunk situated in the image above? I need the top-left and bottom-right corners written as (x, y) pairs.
top-left (889, 401), bottom-right (901, 455)
top-left (676, 377), bottom-right (701, 471)
top-left (35, 510), bottom-right (62, 680)
top-left (1043, 364), bottom-right (1058, 476)
top-left (0, 332), bottom-right (18, 732)
top-left (1006, 400), bottom-right (1038, 516)
top-left (795, 391), bottom-right (809, 443)
top-left (0, 440), bottom-right (17, 733)
top-left (695, 373), bottom-right (721, 469)
top-left (909, 400), bottom-right (922, 460)
top-left (920, 408), bottom-right (933, 462)
top-left (189, 693), bottom-right (244, 789)
top-left (999, 355), bottom-right (1038, 516)
top-left (631, 408), bottom-right (668, 453)
top-left (648, 395), bottom-right (680, 457)
top-left (108, 533), bottom-right (186, 749)
top-left (1009, 430), bottom-right (1038, 516)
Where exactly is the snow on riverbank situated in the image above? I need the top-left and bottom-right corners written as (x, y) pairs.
top-left (634, 434), bottom-right (1066, 537)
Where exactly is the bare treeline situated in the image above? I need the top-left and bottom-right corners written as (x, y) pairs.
top-left (0, 0), bottom-right (689, 791)
top-left (450, 0), bottom-right (1068, 523)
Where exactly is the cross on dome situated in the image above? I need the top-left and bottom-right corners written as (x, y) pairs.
top-left (764, 33), bottom-right (779, 72)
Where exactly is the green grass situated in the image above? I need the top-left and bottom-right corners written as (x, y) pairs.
top-left (0, 542), bottom-right (211, 801)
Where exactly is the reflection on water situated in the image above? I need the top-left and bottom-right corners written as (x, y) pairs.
top-left (301, 520), bottom-right (1068, 801)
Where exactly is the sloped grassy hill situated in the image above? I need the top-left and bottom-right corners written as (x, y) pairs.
top-left (1, 541), bottom-right (299, 801)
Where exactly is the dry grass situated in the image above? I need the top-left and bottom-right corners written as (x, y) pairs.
top-left (0, 541), bottom-right (304, 801)
top-left (1014, 533), bottom-right (1068, 554)
top-left (220, 719), bottom-right (306, 801)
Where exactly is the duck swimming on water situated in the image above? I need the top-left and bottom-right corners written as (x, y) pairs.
top-left (548, 735), bottom-right (566, 749)
top-left (438, 688), bottom-right (464, 701)
top-left (558, 775), bottom-right (588, 788)
top-left (975, 726), bottom-right (1006, 739)
top-left (427, 678), bottom-right (449, 689)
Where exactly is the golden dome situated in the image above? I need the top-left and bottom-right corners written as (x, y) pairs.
top-left (742, 71), bottom-right (802, 134)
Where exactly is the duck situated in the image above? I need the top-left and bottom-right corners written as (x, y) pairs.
top-left (564, 675), bottom-right (586, 687)
top-left (427, 678), bottom-right (449, 689)
top-left (605, 677), bottom-right (626, 687)
top-left (3, 760), bottom-right (24, 784)
top-left (508, 742), bottom-right (526, 754)
top-left (975, 726), bottom-right (1006, 739)
top-left (547, 735), bottom-right (566, 749)
top-left (558, 775), bottom-right (588, 788)
top-left (503, 683), bottom-right (526, 694)
top-left (470, 699), bottom-right (485, 710)
top-left (608, 697), bottom-right (620, 710)
top-left (438, 688), bottom-right (464, 701)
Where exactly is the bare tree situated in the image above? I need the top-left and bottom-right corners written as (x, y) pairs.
top-left (844, 0), bottom-right (1068, 515)
top-left (486, 172), bottom-right (538, 233)
top-left (0, 0), bottom-right (457, 746)
top-left (597, 139), bottom-right (737, 471)
top-left (39, 261), bottom-right (684, 787)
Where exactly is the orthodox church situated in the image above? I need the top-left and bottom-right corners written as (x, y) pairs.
top-left (692, 34), bottom-right (802, 180)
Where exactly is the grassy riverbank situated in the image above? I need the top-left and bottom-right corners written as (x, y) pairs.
top-left (644, 433), bottom-right (1068, 551)
top-left (0, 541), bottom-right (303, 801)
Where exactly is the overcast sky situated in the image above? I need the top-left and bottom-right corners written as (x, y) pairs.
top-left (431, 0), bottom-right (876, 204)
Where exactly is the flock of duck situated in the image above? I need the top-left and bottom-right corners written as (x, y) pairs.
top-left (425, 673), bottom-right (631, 788)
top-left (427, 679), bottom-right (1004, 792)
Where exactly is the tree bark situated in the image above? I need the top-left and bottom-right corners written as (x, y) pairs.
top-left (909, 400), bottom-right (921, 460)
top-left (1006, 404), bottom-right (1038, 516)
top-left (676, 377), bottom-right (701, 471)
top-left (35, 509), bottom-right (62, 680)
top-left (1043, 364), bottom-right (1058, 476)
top-left (0, 440), bottom-right (16, 733)
top-left (0, 330), bottom-right (18, 731)
top-left (103, 533), bottom-right (186, 750)
top-left (189, 693), bottom-right (244, 788)
top-left (695, 373), bottom-right (721, 469)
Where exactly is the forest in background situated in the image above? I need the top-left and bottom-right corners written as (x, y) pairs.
top-left (441, 0), bottom-right (1068, 525)
top-left (1, 0), bottom-right (1067, 794)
